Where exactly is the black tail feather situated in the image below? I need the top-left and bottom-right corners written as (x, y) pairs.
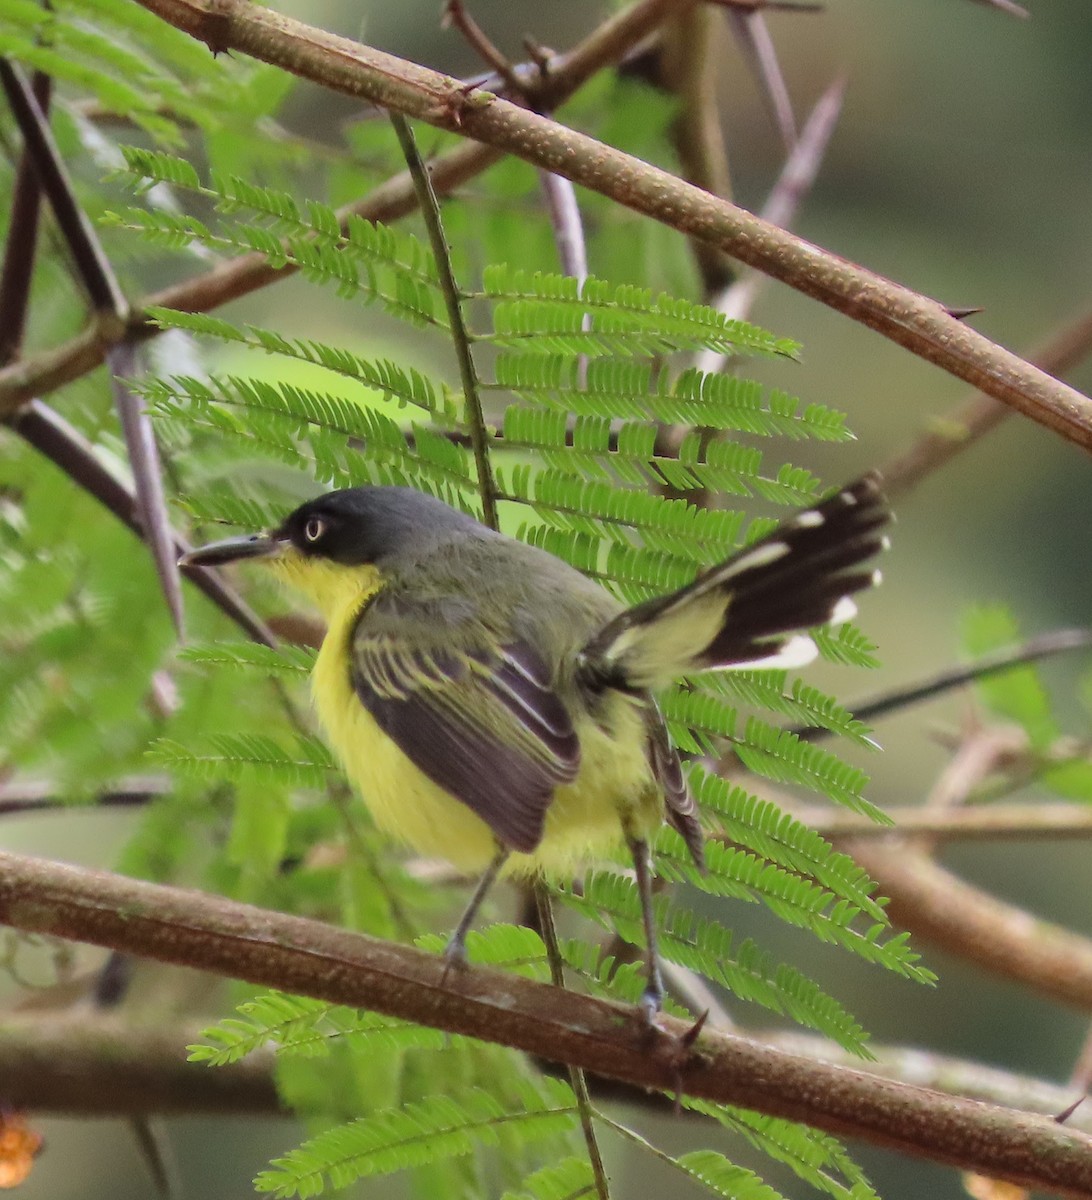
top-left (581, 473), bottom-right (890, 686)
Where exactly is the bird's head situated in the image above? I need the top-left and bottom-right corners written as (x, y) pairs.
top-left (179, 485), bottom-right (479, 616)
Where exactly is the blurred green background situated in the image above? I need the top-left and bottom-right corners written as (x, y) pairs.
top-left (4, 0), bottom-right (1091, 1197)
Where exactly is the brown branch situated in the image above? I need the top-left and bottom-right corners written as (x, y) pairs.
top-left (0, 1012), bottom-right (281, 1116)
top-left (724, 7), bottom-right (796, 150)
top-left (9, 1008), bottom-right (1090, 1136)
top-left (0, 776), bottom-right (167, 817)
top-left (763, 1030), bottom-right (1092, 1130)
top-left (0, 997), bottom-right (354, 1130)
top-left (0, 70), bottom-right (50, 366)
top-left (784, 801), bottom-right (1092, 840)
top-left (0, 0), bottom-right (687, 418)
top-left (839, 839), bottom-right (1092, 1013)
top-left (123, 0), bottom-right (1092, 454)
top-left (0, 850), bottom-right (1090, 1194)
top-left (884, 305), bottom-right (1092, 497)
top-left (0, 60), bottom-right (127, 319)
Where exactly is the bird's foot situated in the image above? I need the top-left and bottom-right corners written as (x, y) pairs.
top-left (439, 933), bottom-right (469, 987)
top-left (637, 981), bottom-right (666, 1032)
top-left (634, 1000), bottom-right (710, 1114)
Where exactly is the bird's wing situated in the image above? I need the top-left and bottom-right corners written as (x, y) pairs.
top-left (349, 590), bottom-right (580, 853)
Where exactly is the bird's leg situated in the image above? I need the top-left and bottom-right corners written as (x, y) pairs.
top-left (441, 843), bottom-right (510, 980)
top-left (626, 833), bottom-right (665, 1026)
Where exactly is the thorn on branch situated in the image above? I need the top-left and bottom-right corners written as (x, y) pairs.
top-left (442, 0), bottom-right (523, 95)
top-left (1055, 1096), bottom-right (1086, 1125)
top-left (197, 6), bottom-right (234, 56)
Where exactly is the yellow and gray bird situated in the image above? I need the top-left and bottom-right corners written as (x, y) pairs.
top-left (182, 473), bottom-right (889, 1020)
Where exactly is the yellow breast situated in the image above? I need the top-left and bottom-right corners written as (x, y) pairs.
top-left (309, 580), bottom-right (662, 878)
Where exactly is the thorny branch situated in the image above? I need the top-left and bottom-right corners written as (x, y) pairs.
top-left (0, 849), bottom-right (1090, 1197)
top-left (121, 0), bottom-right (1092, 452)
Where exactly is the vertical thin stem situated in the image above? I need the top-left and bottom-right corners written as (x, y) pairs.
top-left (0, 60), bottom-right (127, 319)
top-left (388, 112), bottom-right (499, 530)
top-left (109, 342), bottom-right (186, 639)
top-left (534, 882), bottom-right (611, 1200)
top-left (0, 70), bottom-right (50, 366)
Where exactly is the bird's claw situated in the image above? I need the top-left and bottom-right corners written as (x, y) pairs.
top-left (439, 936), bottom-right (469, 986)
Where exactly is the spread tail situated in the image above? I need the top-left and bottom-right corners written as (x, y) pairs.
top-left (581, 473), bottom-right (890, 691)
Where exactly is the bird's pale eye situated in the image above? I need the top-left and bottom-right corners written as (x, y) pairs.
top-left (304, 516), bottom-right (325, 543)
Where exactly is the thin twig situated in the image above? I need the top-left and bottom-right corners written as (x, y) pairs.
top-left (127, 0), bottom-right (1092, 451)
top-left (768, 801), bottom-right (1092, 841)
top-left (724, 8), bottom-right (796, 150)
top-left (108, 343), bottom-right (185, 638)
top-left (388, 112), bottom-right (498, 528)
top-left (1, 58), bottom-right (185, 635)
top-left (883, 305), bottom-right (1092, 497)
top-left (820, 628), bottom-right (1092, 735)
top-left (542, 0), bottom-right (699, 107)
top-left (0, 70), bottom-right (50, 366)
top-left (535, 884), bottom-right (611, 1200)
top-left (0, 60), bottom-right (127, 318)
top-left (9, 400), bottom-right (274, 645)
top-left (0, 776), bottom-right (168, 817)
top-left (0, 850), bottom-right (1090, 1194)
top-left (441, 1), bottom-right (522, 94)
top-left (696, 77), bottom-right (844, 347)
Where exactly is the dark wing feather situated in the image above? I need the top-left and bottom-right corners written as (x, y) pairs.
top-left (350, 592), bottom-right (580, 853)
top-left (645, 700), bottom-right (704, 869)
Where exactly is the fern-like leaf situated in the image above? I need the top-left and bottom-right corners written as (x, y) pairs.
top-left (686, 1102), bottom-right (880, 1200)
top-left (687, 767), bottom-right (887, 921)
top-left (657, 838), bottom-right (934, 984)
top-left (483, 268), bottom-right (798, 359)
top-left (500, 1156), bottom-right (596, 1200)
top-left (735, 718), bottom-right (886, 820)
top-left (179, 641), bottom-right (316, 676)
top-left (147, 309), bottom-right (454, 420)
top-left (557, 873), bottom-right (873, 1053)
top-left (191, 994), bottom-right (452, 1066)
top-left (255, 1080), bottom-right (577, 1198)
top-left (150, 732), bottom-right (335, 787)
top-left (134, 373), bottom-right (474, 501)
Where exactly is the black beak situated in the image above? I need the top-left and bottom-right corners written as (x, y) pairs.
top-left (178, 534), bottom-right (284, 568)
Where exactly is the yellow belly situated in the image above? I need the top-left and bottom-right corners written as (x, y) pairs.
top-left (311, 592), bottom-right (662, 877)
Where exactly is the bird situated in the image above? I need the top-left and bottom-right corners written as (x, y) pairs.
top-left (180, 473), bottom-right (890, 1022)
